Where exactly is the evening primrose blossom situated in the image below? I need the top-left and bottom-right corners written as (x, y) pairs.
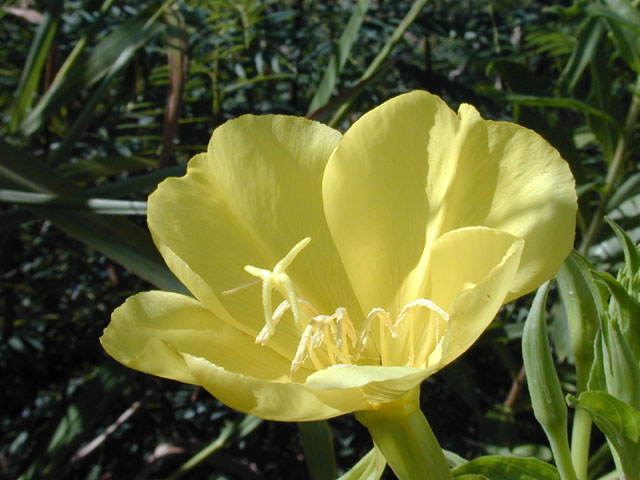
top-left (100, 91), bottom-right (577, 423)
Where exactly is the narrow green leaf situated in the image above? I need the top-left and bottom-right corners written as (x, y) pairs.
top-left (337, 447), bottom-right (386, 480)
top-left (0, 190), bottom-right (147, 215)
top-left (587, 35), bottom-right (618, 162)
top-left (9, 0), bottom-right (62, 132)
top-left (20, 4), bottom-right (167, 135)
top-left (568, 391), bottom-right (640, 477)
top-left (165, 415), bottom-right (263, 480)
top-left (88, 165), bottom-right (186, 198)
top-left (481, 89), bottom-right (620, 127)
top-left (329, 0), bottom-right (428, 126)
top-left (298, 421), bottom-right (337, 480)
top-left (0, 140), bottom-right (183, 292)
top-left (606, 173), bottom-right (640, 211)
top-left (594, 270), bottom-right (640, 362)
top-left (523, 282), bottom-right (568, 433)
top-left (522, 282), bottom-right (578, 480)
top-left (605, 217), bottom-right (640, 287)
top-left (307, 0), bottom-right (373, 113)
top-left (452, 456), bottom-right (560, 480)
top-left (556, 251), bottom-right (601, 392)
top-left (560, 16), bottom-right (605, 92)
top-left (18, 365), bottom-right (132, 480)
top-left (602, 0), bottom-right (640, 73)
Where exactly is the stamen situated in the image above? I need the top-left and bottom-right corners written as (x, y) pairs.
top-left (398, 298), bottom-right (450, 368)
top-left (289, 307), bottom-right (358, 375)
top-left (255, 298), bottom-right (318, 345)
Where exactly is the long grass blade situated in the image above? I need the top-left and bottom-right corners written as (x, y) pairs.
top-left (307, 0), bottom-right (373, 113)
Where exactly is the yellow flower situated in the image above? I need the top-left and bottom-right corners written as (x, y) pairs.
top-left (100, 91), bottom-right (576, 422)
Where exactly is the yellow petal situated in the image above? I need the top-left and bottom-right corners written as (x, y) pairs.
top-left (427, 227), bottom-right (524, 368)
top-left (322, 91), bottom-right (458, 317)
top-left (183, 354), bottom-right (430, 421)
top-left (148, 115), bottom-right (362, 358)
top-left (430, 103), bottom-right (576, 300)
top-left (100, 291), bottom-right (303, 384)
top-left (304, 365), bottom-right (432, 403)
top-left (323, 91), bottom-right (575, 318)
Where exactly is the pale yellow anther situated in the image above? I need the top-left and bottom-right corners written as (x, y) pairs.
top-left (244, 237), bottom-right (311, 337)
top-left (290, 307), bottom-right (358, 375)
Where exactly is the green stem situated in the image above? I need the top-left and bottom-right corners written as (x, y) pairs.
top-left (547, 422), bottom-right (580, 480)
top-left (570, 408), bottom-right (592, 480)
top-left (355, 388), bottom-right (453, 480)
top-left (580, 76), bottom-right (640, 254)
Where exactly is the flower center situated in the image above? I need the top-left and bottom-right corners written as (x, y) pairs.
top-left (242, 238), bottom-right (450, 376)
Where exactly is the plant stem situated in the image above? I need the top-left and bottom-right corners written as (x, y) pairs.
top-left (355, 388), bottom-right (453, 480)
top-left (580, 76), bottom-right (640, 254)
top-left (570, 407), bottom-right (592, 480)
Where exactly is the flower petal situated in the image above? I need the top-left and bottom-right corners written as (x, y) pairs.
top-left (433, 103), bottom-right (576, 300)
top-left (322, 91), bottom-right (458, 317)
top-left (100, 291), bottom-right (307, 383)
top-left (183, 355), bottom-right (430, 421)
top-left (148, 115), bottom-right (362, 358)
top-left (427, 227), bottom-right (524, 368)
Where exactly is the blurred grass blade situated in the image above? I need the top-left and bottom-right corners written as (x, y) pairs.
top-left (166, 415), bottom-right (263, 480)
top-left (89, 165), bottom-right (186, 198)
top-left (522, 281), bottom-right (578, 480)
top-left (0, 140), bottom-right (183, 292)
top-left (481, 90), bottom-right (620, 127)
top-left (307, 0), bottom-right (373, 113)
top-left (568, 391), bottom-right (640, 478)
top-left (9, 0), bottom-right (62, 132)
top-left (48, 0), bottom-right (116, 90)
top-left (602, 0), bottom-right (640, 74)
top-left (560, 17), bottom-right (604, 92)
top-left (338, 446), bottom-right (386, 480)
top-left (159, 6), bottom-right (188, 168)
top-left (17, 365), bottom-right (132, 480)
top-left (20, 3), bottom-right (169, 136)
top-left (329, 0), bottom-right (428, 126)
top-left (49, 41), bottom-right (143, 164)
top-left (452, 455), bottom-right (561, 479)
top-left (0, 190), bottom-right (147, 215)
top-left (298, 421), bottom-right (337, 480)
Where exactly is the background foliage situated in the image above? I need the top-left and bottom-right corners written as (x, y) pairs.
top-left (2, 0), bottom-right (639, 478)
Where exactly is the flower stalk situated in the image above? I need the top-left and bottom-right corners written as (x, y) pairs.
top-left (356, 388), bottom-right (453, 480)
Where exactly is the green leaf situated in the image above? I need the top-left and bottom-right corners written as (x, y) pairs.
top-left (8, 0), bottom-right (62, 132)
top-left (452, 456), bottom-right (560, 479)
top-left (522, 282), bottom-right (578, 480)
top-left (328, 0), bottom-right (428, 126)
top-left (594, 270), bottom-right (640, 363)
top-left (20, 4), bottom-right (167, 136)
top-left (606, 217), bottom-right (640, 294)
top-left (0, 140), bottom-right (183, 292)
top-left (337, 447), bottom-right (386, 480)
top-left (601, 0), bottom-right (640, 73)
top-left (307, 0), bottom-right (373, 113)
top-left (556, 251), bottom-right (602, 392)
top-left (481, 89), bottom-right (620, 127)
top-left (522, 282), bottom-right (568, 434)
top-left (560, 16), bottom-right (605, 92)
top-left (298, 421), bottom-right (337, 480)
top-left (18, 365), bottom-right (131, 480)
top-left (0, 190), bottom-right (147, 215)
top-left (568, 391), bottom-right (640, 478)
